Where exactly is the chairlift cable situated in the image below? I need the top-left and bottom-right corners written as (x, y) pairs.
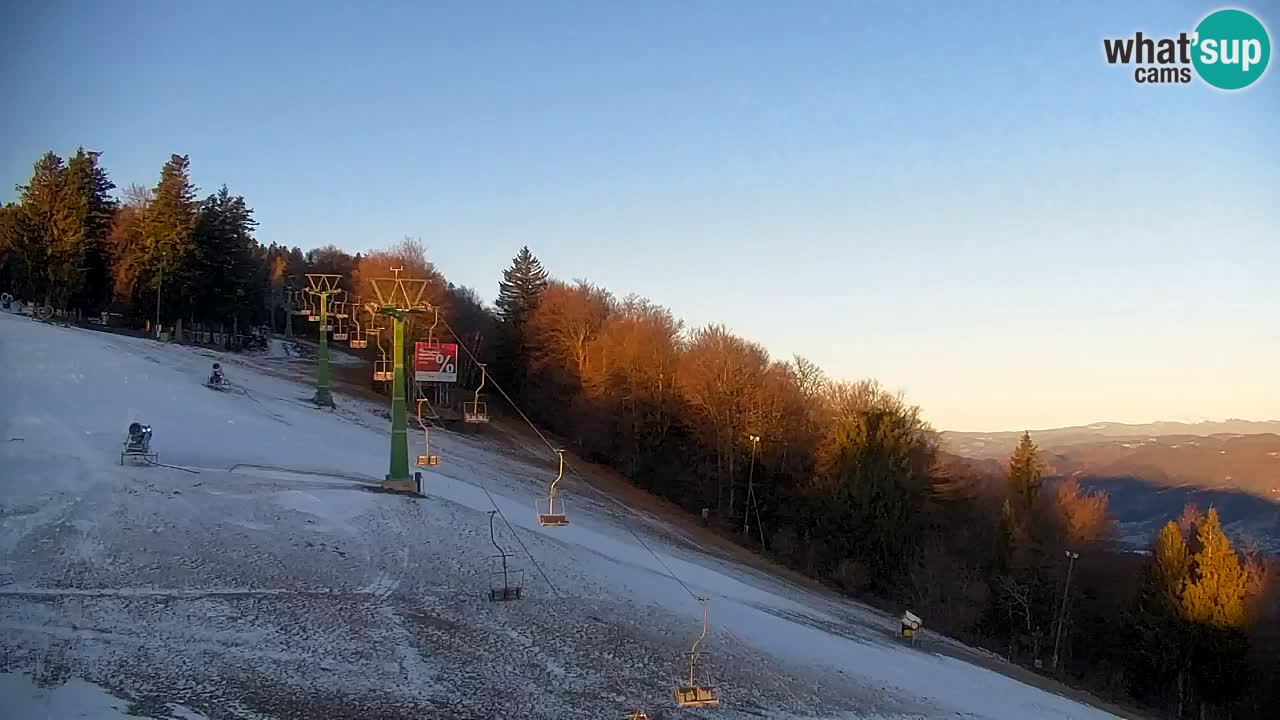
top-left (441, 315), bottom-right (802, 706)
top-left (481, 486), bottom-right (562, 600)
top-left (439, 315), bottom-right (701, 602)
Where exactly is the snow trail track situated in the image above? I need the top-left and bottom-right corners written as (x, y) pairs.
top-left (0, 311), bottom-right (1120, 719)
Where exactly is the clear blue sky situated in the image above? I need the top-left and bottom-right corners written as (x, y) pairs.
top-left (3, 1), bottom-right (1277, 431)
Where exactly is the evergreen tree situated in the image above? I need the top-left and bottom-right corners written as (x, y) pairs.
top-left (495, 245), bottom-right (548, 326)
top-left (13, 152), bottom-right (67, 303)
top-left (191, 186), bottom-right (260, 327)
top-left (1182, 509), bottom-right (1251, 710)
top-left (494, 245), bottom-right (549, 393)
top-left (141, 154), bottom-right (198, 324)
top-left (1182, 508), bottom-right (1247, 628)
top-left (0, 203), bottom-right (19, 295)
top-left (57, 148), bottom-right (117, 313)
top-left (1007, 431), bottom-right (1044, 516)
top-left (1125, 521), bottom-right (1193, 708)
top-left (1153, 520), bottom-right (1190, 604)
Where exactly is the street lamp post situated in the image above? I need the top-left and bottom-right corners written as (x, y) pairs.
top-left (744, 435), bottom-right (760, 537)
top-left (155, 252), bottom-right (165, 339)
top-left (285, 277), bottom-right (294, 339)
top-left (1052, 549), bottom-right (1080, 671)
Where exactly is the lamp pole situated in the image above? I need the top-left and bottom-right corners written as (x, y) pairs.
top-left (1052, 549), bottom-right (1080, 671)
top-left (744, 435), bottom-right (760, 537)
top-left (155, 252), bottom-right (165, 339)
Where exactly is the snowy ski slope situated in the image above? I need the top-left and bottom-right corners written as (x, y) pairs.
top-left (0, 310), bottom-right (1122, 719)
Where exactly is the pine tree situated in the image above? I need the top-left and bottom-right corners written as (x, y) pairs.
top-left (142, 154), bottom-right (197, 324)
top-left (0, 204), bottom-right (17, 292)
top-left (57, 148), bottom-right (117, 313)
top-left (494, 245), bottom-right (549, 394)
top-left (1125, 520), bottom-right (1193, 708)
top-left (1182, 508), bottom-right (1247, 628)
top-left (495, 245), bottom-right (548, 327)
top-left (1007, 431), bottom-right (1044, 516)
top-left (13, 152), bottom-right (67, 304)
top-left (191, 186), bottom-right (259, 326)
top-left (1153, 520), bottom-right (1189, 605)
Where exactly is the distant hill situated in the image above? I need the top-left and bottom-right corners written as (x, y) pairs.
top-left (942, 419), bottom-right (1280, 459)
top-left (940, 422), bottom-right (1280, 552)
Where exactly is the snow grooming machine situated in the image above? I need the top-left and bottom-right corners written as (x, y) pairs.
top-left (536, 449), bottom-right (568, 527)
top-left (120, 422), bottom-right (158, 465)
top-left (487, 511), bottom-right (524, 602)
top-left (673, 597), bottom-right (720, 708)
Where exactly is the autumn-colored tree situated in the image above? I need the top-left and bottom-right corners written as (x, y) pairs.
top-left (1051, 477), bottom-right (1112, 548)
top-left (680, 324), bottom-right (770, 515)
top-left (582, 296), bottom-right (683, 479)
top-left (351, 236), bottom-right (445, 311)
top-left (108, 185), bottom-right (151, 307)
top-left (526, 280), bottom-right (612, 381)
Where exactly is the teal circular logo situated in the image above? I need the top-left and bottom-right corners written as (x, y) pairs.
top-left (1192, 9), bottom-right (1271, 90)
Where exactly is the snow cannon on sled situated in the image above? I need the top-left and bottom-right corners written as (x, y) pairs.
top-left (121, 422), bottom-right (157, 465)
top-left (203, 363), bottom-right (246, 395)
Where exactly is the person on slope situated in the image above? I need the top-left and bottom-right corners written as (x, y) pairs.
top-left (209, 362), bottom-right (226, 386)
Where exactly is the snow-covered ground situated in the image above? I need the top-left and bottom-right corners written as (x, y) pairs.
top-left (0, 311), bottom-right (1121, 719)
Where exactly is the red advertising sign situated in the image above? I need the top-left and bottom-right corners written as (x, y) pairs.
top-left (414, 342), bottom-right (458, 383)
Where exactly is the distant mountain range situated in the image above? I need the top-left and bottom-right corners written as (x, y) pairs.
top-left (942, 419), bottom-right (1280, 459)
top-left (940, 420), bottom-right (1280, 552)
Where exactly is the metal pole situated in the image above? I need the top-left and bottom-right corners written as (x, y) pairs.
top-left (1051, 550), bottom-right (1079, 671)
top-left (285, 282), bottom-right (294, 338)
top-left (387, 314), bottom-right (409, 482)
top-left (155, 258), bottom-right (163, 339)
top-left (744, 435), bottom-right (759, 536)
top-left (312, 293), bottom-right (334, 407)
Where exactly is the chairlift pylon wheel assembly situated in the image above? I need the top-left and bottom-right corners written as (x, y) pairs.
top-left (536, 449), bottom-right (569, 527)
top-left (673, 597), bottom-right (720, 708)
top-left (486, 511), bottom-right (524, 602)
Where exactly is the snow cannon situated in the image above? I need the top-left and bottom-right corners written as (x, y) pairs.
top-left (900, 610), bottom-right (922, 644)
top-left (121, 423), bottom-right (157, 465)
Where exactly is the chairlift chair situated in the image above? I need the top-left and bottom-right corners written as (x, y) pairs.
top-left (463, 363), bottom-right (490, 424)
top-left (673, 598), bottom-right (720, 708)
top-left (487, 511), bottom-right (524, 602)
top-left (623, 712), bottom-right (649, 720)
top-left (536, 450), bottom-right (569, 527)
top-left (120, 422), bottom-right (158, 465)
top-left (415, 416), bottom-right (439, 466)
top-left (290, 290), bottom-right (310, 316)
top-left (348, 317), bottom-right (367, 348)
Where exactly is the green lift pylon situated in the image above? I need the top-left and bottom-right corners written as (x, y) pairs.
top-left (370, 267), bottom-right (430, 494)
top-left (304, 274), bottom-right (344, 408)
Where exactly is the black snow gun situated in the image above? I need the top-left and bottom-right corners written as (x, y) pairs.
top-left (121, 422), bottom-right (157, 465)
